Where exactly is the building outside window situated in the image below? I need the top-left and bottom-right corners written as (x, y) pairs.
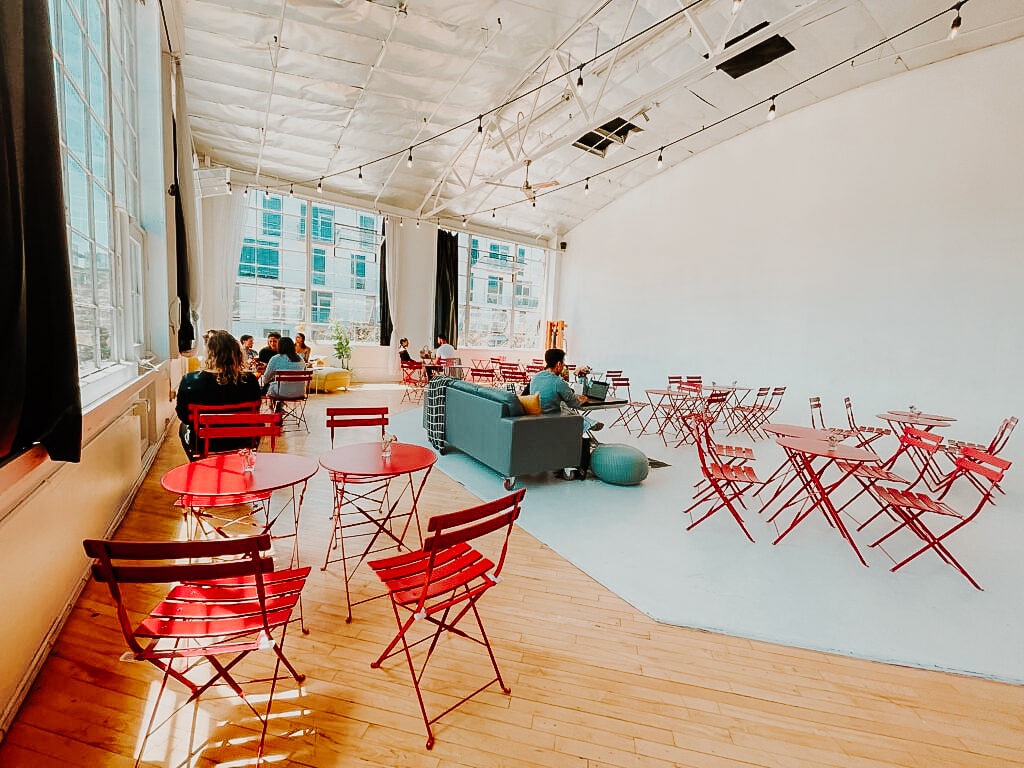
top-left (457, 233), bottom-right (548, 349)
top-left (52, 0), bottom-right (143, 378)
top-left (233, 194), bottom-right (381, 344)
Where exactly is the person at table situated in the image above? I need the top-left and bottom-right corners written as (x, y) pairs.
top-left (239, 334), bottom-right (258, 365)
top-left (398, 337), bottom-right (413, 363)
top-left (257, 331), bottom-right (281, 365)
top-left (175, 330), bottom-right (263, 461)
top-left (529, 348), bottom-right (603, 480)
top-left (294, 332), bottom-right (312, 365)
top-left (260, 336), bottom-right (308, 400)
top-left (425, 334), bottom-right (459, 379)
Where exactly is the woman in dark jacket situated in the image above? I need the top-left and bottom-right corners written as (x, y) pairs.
top-left (175, 330), bottom-right (263, 460)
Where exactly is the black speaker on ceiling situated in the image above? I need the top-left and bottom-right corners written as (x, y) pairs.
top-left (559, 241), bottom-right (567, 251)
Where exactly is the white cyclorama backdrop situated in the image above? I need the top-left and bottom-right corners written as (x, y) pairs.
top-left (560, 37), bottom-right (1024, 468)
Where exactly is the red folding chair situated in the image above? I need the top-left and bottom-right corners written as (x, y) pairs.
top-left (866, 448), bottom-right (1011, 589)
top-left (326, 405), bottom-right (388, 447)
top-left (368, 489), bottom-right (525, 749)
top-left (934, 416), bottom-right (1016, 500)
top-left (681, 414), bottom-right (762, 542)
top-left (82, 534), bottom-right (310, 764)
top-left (182, 411), bottom-right (284, 541)
top-left (844, 396), bottom-right (890, 448)
top-left (401, 360), bottom-right (427, 403)
top-left (265, 369), bottom-right (312, 432)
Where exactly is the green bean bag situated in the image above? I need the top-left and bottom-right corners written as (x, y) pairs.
top-left (590, 443), bottom-right (649, 485)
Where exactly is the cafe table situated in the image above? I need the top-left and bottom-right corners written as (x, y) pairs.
top-left (319, 441), bottom-right (437, 621)
top-left (877, 411), bottom-right (954, 490)
top-left (160, 451), bottom-right (319, 567)
top-left (771, 436), bottom-right (882, 566)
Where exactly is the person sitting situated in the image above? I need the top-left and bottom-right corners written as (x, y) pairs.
top-left (175, 330), bottom-right (263, 461)
top-left (257, 331), bottom-right (281, 365)
top-left (398, 337), bottom-right (413, 363)
top-left (239, 334), bottom-right (259, 366)
top-left (294, 332), bottom-right (312, 365)
top-left (260, 336), bottom-right (308, 403)
top-left (425, 334), bottom-right (458, 379)
top-left (529, 348), bottom-right (603, 480)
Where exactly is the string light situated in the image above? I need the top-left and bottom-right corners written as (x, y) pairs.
top-left (657, 148), bottom-right (664, 170)
top-left (243, 186), bottom-right (249, 197)
top-left (226, 180), bottom-right (232, 195)
top-left (584, 177), bottom-right (590, 196)
top-left (289, 183), bottom-right (294, 197)
top-left (316, 177), bottom-right (323, 194)
top-left (406, 147), bottom-right (413, 168)
top-left (766, 95), bottom-right (777, 121)
top-left (949, 2), bottom-right (964, 40)
top-left (491, 209), bottom-right (496, 218)
top-left (264, 187), bottom-right (270, 199)
top-left (477, 115), bottom-right (483, 133)
top-left (399, 217), bottom-right (404, 227)
top-left (576, 65), bottom-right (584, 89)
top-left (358, 166), bottom-right (363, 183)
top-left (415, 219), bottom-right (420, 228)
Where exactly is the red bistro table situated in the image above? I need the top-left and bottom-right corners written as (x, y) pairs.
top-left (877, 412), bottom-right (953, 489)
top-left (772, 436), bottom-right (881, 566)
top-left (161, 452), bottom-right (319, 566)
top-left (319, 441), bottom-right (437, 621)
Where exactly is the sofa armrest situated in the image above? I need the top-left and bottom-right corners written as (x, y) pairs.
top-left (499, 412), bottom-right (583, 476)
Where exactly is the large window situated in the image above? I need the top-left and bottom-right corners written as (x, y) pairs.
top-left (52, 0), bottom-right (143, 377)
top-left (457, 234), bottom-right (548, 349)
top-left (233, 195), bottom-right (382, 344)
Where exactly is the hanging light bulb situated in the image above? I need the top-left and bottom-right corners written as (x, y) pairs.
top-left (358, 166), bottom-right (364, 183)
top-left (532, 199), bottom-right (536, 208)
top-left (415, 219), bottom-right (420, 228)
top-left (264, 187), bottom-right (270, 199)
top-left (462, 216), bottom-right (467, 228)
top-left (576, 65), bottom-right (584, 89)
top-left (406, 147), bottom-right (413, 168)
top-left (317, 177), bottom-right (323, 194)
top-left (657, 148), bottom-right (664, 170)
top-left (226, 180), bottom-right (233, 195)
top-left (584, 177), bottom-right (590, 196)
top-left (949, 3), bottom-right (963, 40)
top-left (491, 209), bottom-right (496, 218)
top-left (732, 0), bottom-right (743, 15)
top-left (767, 96), bottom-right (777, 121)
top-left (243, 186), bottom-right (249, 197)
top-left (399, 217), bottom-right (404, 227)
top-left (477, 115), bottom-right (483, 133)
top-left (289, 183), bottom-right (294, 197)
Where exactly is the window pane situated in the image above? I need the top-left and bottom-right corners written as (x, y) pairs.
top-left (74, 303), bottom-right (98, 374)
top-left (69, 231), bottom-right (93, 298)
top-left (66, 155), bottom-right (90, 234)
top-left (92, 180), bottom-right (110, 248)
top-left (90, 116), bottom-right (108, 185)
top-left (63, 80), bottom-right (88, 161)
top-left (87, 47), bottom-right (106, 122)
top-left (61, 3), bottom-right (85, 87)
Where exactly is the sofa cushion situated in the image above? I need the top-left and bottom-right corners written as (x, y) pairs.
top-left (590, 444), bottom-right (650, 486)
top-left (448, 379), bottom-right (524, 417)
top-left (518, 393), bottom-right (542, 415)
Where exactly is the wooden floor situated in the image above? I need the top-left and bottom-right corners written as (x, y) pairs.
top-left (2, 385), bottom-right (1022, 767)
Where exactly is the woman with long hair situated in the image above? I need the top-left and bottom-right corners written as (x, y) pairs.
top-left (174, 330), bottom-right (262, 460)
top-left (293, 332), bottom-right (312, 364)
top-left (260, 336), bottom-right (308, 399)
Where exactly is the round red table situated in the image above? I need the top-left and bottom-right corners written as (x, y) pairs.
top-left (319, 442), bottom-right (437, 621)
top-left (161, 452), bottom-right (319, 565)
top-left (773, 435), bottom-right (881, 566)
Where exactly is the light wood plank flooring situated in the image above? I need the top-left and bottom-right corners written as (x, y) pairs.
top-left (2, 385), bottom-right (1022, 767)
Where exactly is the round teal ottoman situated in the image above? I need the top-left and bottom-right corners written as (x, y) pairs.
top-left (590, 444), bottom-right (649, 485)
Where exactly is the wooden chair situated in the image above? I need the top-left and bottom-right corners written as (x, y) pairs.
top-left (82, 534), bottom-right (310, 763)
top-left (368, 489), bottom-right (525, 749)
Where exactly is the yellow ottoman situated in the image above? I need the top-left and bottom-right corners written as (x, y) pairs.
top-left (311, 367), bottom-right (351, 393)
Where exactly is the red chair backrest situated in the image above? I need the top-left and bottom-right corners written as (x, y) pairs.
top-left (195, 411), bottom-right (283, 457)
top-left (326, 406), bottom-right (388, 446)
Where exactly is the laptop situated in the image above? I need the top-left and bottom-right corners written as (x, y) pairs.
top-left (580, 379), bottom-right (627, 407)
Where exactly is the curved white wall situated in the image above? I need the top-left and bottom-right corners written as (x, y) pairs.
top-left (562, 38), bottom-right (1024, 456)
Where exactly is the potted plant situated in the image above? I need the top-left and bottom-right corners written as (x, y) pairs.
top-left (330, 321), bottom-right (352, 370)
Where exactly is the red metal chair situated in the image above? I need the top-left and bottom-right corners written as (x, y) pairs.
top-left (866, 448), bottom-right (1011, 589)
top-left (368, 489), bottom-right (525, 749)
top-left (469, 366), bottom-right (497, 385)
top-left (265, 369), bottom-right (313, 432)
top-left (844, 396), bottom-right (890, 448)
top-left (934, 416), bottom-right (1016, 499)
top-left (186, 400), bottom-right (263, 459)
top-left (682, 414), bottom-right (762, 542)
top-left (82, 534), bottom-right (310, 763)
top-left (326, 406), bottom-right (388, 448)
top-left (401, 360), bottom-right (427, 403)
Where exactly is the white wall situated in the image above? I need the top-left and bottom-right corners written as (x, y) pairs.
top-left (561, 38), bottom-right (1024, 462)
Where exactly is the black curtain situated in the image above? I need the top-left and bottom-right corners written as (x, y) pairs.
top-left (0, 0), bottom-right (82, 465)
top-left (171, 116), bottom-right (194, 353)
top-left (434, 229), bottom-right (459, 346)
top-left (378, 218), bottom-right (393, 346)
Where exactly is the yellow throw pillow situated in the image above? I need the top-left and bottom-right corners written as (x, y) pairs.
top-left (518, 393), bottom-right (542, 415)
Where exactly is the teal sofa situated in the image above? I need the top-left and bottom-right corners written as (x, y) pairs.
top-left (444, 380), bottom-right (583, 488)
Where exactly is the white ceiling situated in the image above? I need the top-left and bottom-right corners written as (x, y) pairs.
top-left (169, 0), bottom-right (1024, 242)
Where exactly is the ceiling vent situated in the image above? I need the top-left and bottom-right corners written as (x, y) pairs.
top-left (713, 21), bottom-right (796, 79)
top-left (573, 117), bottom-right (644, 158)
